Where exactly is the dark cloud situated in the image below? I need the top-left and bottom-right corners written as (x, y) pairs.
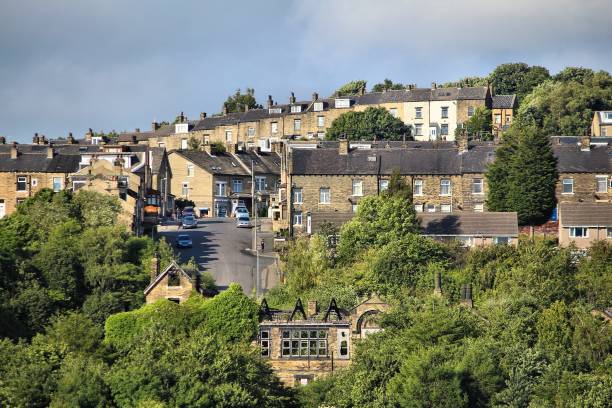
top-left (1, 0), bottom-right (610, 142)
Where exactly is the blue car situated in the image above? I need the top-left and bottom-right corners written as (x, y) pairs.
top-left (175, 234), bottom-right (193, 248)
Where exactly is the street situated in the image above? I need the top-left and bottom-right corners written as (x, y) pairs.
top-left (158, 218), bottom-right (276, 294)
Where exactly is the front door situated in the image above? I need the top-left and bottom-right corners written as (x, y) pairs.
top-left (306, 213), bottom-right (312, 234)
top-left (0, 199), bottom-right (5, 218)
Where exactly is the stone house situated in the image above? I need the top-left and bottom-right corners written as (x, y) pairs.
top-left (419, 212), bottom-right (519, 246)
top-left (168, 145), bottom-right (280, 217)
top-left (558, 203), bottom-right (612, 249)
top-left (258, 297), bottom-right (387, 387)
top-left (491, 94), bottom-right (517, 137)
top-left (144, 255), bottom-right (199, 304)
top-left (0, 142), bottom-right (80, 218)
top-left (591, 111), bottom-right (612, 137)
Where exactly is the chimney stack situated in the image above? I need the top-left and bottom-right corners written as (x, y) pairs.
top-left (152, 122), bottom-right (160, 131)
top-left (179, 112), bottom-right (186, 123)
top-left (131, 135), bottom-right (137, 144)
top-left (200, 112), bottom-right (207, 120)
top-left (150, 252), bottom-right (159, 282)
top-left (10, 142), bottom-right (18, 159)
top-left (67, 132), bottom-right (75, 144)
top-left (46, 146), bottom-right (54, 159)
top-left (267, 95), bottom-right (274, 109)
top-left (33, 133), bottom-right (40, 144)
top-left (85, 128), bottom-right (94, 141)
top-left (0, 136), bottom-right (6, 144)
top-left (431, 82), bottom-right (437, 89)
top-left (359, 85), bottom-right (366, 96)
top-left (433, 272), bottom-right (442, 297)
top-left (339, 138), bottom-right (349, 155)
top-left (244, 104), bottom-right (249, 112)
top-left (307, 300), bottom-right (318, 317)
top-left (457, 129), bottom-right (469, 153)
top-left (289, 92), bottom-right (296, 104)
top-left (222, 103), bottom-right (228, 115)
top-left (135, 128), bottom-right (140, 133)
top-left (312, 92), bottom-right (319, 101)
top-left (460, 284), bottom-right (473, 308)
top-left (580, 136), bottom-right (590, 151)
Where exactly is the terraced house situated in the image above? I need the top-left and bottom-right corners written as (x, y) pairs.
top-left (115, 85), bottom-right (504, 149)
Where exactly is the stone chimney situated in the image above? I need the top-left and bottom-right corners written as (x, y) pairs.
top-left (178, 112), bottom-right (186, 123)
top-left (267, 95), bottom-right (274, 109)
top-left (150, 252), bottom-right (159, 282)
top-left (67, 132), bottom-right (75, 144)
top-left (46, 146), bottom-right (54, 159)
top-left (85, 128), bottom-right (94, 142)
top-left (289, 92), bottom-right (296, 104)
top-left (359, 85), bottom-right (366, 96)
top-left (307, 300), bottom-right (318, 317)
top-left (0, 136), bottom-right (6, 144)
top-left (32, 133), bottom-right (40, 144)
top-left (339, 138), bottom-right (349, 155)
top-left (457, 130), bottom-right (469, 153)
top-left (433, 272), bottom-right (442, 297)
top-left (152, 122), bottom-right (160, 131)
top-left (114, 156), bottom-right (124, 169)
top-left (460, 284), bottom-right (473, 308)
top-left (244, 104), bottom-right (249, 113)
top-left (431, 82), bottom-right (437, 89)
top-left (222, 104), bottom-right (228, 115)
top-left (580, 136), bottom-right (591, 151)
top-left (312, 92), bottom-right (319, 101)
top-left (200, 112), bottom-right (207, 120)
top-left (131, 135), bottom-right (138, 144)
top-left (10, 142), bottom-right (18, 159)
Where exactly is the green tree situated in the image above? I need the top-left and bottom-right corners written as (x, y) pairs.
top-left (385, 168), bottom-right (413, 201)
top-left (334, 80), bottom-right (367, 96)
top-left (223, 88), bottom-right (262, 114)
top-left (187, 136), bottom-right (201, 150)
top-left (489, 62), bottom-right (551, 101)
top-left (486, 124), bottom-right (557, 225)
top-left (371, 78), bottom-right (404, 92)
top-left (461, 106), bottom-right (492, 138)
top-left (442, 76), bottom-right (489, 88)
top-left (553, 66), bottom-right (596, 83)
top-left (325, 106), bottom-right (410, 141)
top-left (575, 241), bottom-right (612, 309)
top-left (281, 235), bottom-right (330, 295)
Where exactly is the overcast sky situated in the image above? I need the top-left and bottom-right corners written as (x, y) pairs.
top-left (1, 0), bottom-right (611, 142)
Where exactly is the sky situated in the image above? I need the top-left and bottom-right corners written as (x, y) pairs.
top-left (1, 0), bottom-right (611, 143)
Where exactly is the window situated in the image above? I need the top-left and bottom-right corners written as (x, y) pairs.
top-left (168, 271), bottom-right (180, 287)
top-left (440, 179), bottom-right (451, 196)
top-left (412, 123), bottom-right (422, 136)
top-left (291, 105), bottom-right (302, 113)
top-left (441, 106), bottom-right (448, 118)
top-left (260, 330), bottom-right (270, 357)
top-left (293, 188), bottom-right (303, 204)
top-left (352, 204), bottom-right (358, 213)
top-left (181, 182), bottom-right (189, 197)
top-left (313, 102), bottom-right (324, 112)
top-left (494, 236), bottom-right (510, 245)
top-left (293, 211), bottom-right (302, 226)
top-left (562, 178), bottom-right (574, 194)
top-left (319, 188), bottom-right (330, 204)
top-left (232, 179), bottom-right (242, 193)
top-left (474, 203), bottom-right (484, 212)
top-left (269, 107), bottom-right (282, 114)
top-left (352, 180), bottom-right (363, 196)
top-left (335, 99), bottom-right (350, 108)
top-left (180, 138), bottom-right (188, 149)
top-left (457, 236), bottom-right (474, 247)
top-left (338, 330), bottom-right (349, 357)
top-left (608, 228), bottom-right (612, 239)
top-left (506, 115), bottom-right (512, 124)
top-left (31, 178), bottom-right (38, 187)
top-left (413, 179), bottom-right (423, 196)
top-left (215, 182), bottom-right (227, 196)
top-left (317, 115), bottom-right (325, 127)
top-left (605, 112), bottom-right (612, 120)
top-left (379, 179), bottom-right (389, 191)
top-left (52, 177), bottom-right (62, 192)
top-left (187, 164), bottom-right (194, 177)
top-left (414, 204), bottom-right (424, 212)
top-left (440, 124), bottom-right (449, 136)
top-left (415, 107), bottom-right (422, 119)
top-left (467, 106), bottom-right (475, 117)
top-left (225, 130), bottom-right (232, 142)
top-left (255, 176), bottom-right (266, 192)
top-left (175, 123), bottom-right (188, 134)
top-left (494, 114), bottom-right (501, 124)
top-left (271, 122), bottom-right (278, 134)
top-left (16, 176), bottom-right (27, 192)
top-left (281, 329), bottom-right (327, 357)
top-left (472, 178), bottom-right (484, 194)
top-left (294, 119), bottom-right (301, 131)
top-left (569, 227), bottom-right (588, 238)
top-left (317, 132), bottom-right (325, 139)
top-left (596, 176), bottom-right (608, 193)
top-left (426, 204), bottom-right (436, 212)
top-left (441, 204), bottom-right (451, 213)
top-left (389, 108), bottom-right (398, 118)
top-left (158, 142), bottom-right (165, 148)
top-left (247, 127), bottom-right (255, 137)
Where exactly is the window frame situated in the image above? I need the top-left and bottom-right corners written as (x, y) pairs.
top-left (215, 181), bottom-right (227, 196)
top-left (441, 204), bottom-right (452, 213)
top-left (472, 178), bottom-right (484, 194)
top-left (181, 182), bottom-right (189, 197)
top-left (379, 179), bottom-right (389, 192)
top-left (52, 177), bottom-right (62, 192)
top-left (271, 122), bottom-right (278, 134)
top-left (294, 118), bottom-right (301, 131)
top-left (180, 138), bottom-right (188, 149)
top-left (441, 106), bottom-right (449, 119)
top-left (562, 178), bottom-right (574, 194)
top-left (319, 187), bottom-right (331, 204)
top-left (414, 123), bottom-right (423, 136)
top-left (293, 211), bottom-right (303, 226)
top-left (293, 188), bottom-right (303, 204)
top-left (352, 179), bottom-right (363, 196)
top-left (255, 176), bottom-right (266, 192)
top-left (440, 179), bottom-right (452, 196)
top-left (413, 179), bottom-right (423, 196)
top-left (313, 102), bottom-right (324, 112)
top-left (317, 115), bottom-right (325, 128)
top-left (415, 107), bottom-right (422, 119)
top-left (569, 227), bottom-right (588, 238)
top-left (232, 178), bottom-right (243, 193)
top-left (440, 124), bottom-right (449, 136)
top-left (16, 176), bottom-right (27, 192)
top-left (187, 164), bottom-right (195, 177)
top-left (281, 329), bottom-right (328, 358)
top-left (467, 106), bottom-right (474, 117)
top-left (596, 175), bottom-right (608, 193)
top-left (260, 330), bottom-right (270, 357)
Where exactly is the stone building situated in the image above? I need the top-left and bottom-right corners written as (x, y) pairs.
top-left (258, 297), bottom-right (387, 387)
top-left (491, 94), bottom-right (517, 137)
top-left (591, 111), bottom-right (612, 137)
top-left (144, 255), bottom-right (199, 304)
top-left (168, 145), bottom-right (280, 217)
top-left (558, 202), bottom-right (612, 249)
top-left (419, 212), bottom-right (519, 246)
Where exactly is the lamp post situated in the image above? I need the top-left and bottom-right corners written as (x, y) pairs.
top-left (252, 160), bottom-right (260, 298)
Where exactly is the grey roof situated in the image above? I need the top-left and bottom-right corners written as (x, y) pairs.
top-left (559, 203), bottom-right (612, 227)
top-left (236, 150), bottom-right (281, 175)
top-left (172, 150), bottom-right (250, 176)
top-left (150, 147), bottom-right (167, 174)
top-left (492, 95), bottom-right (517, 109)
top-left (0, 149), bottom-right (81, 173)
top-left (553, 145), bottom-right (610, 173)
top-left (419, 212), bottom-right (519, 236)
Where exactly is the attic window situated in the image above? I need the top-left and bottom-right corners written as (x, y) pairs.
top-left (367, 156), bottom-right (377, 162)
top-left (335, 99), bottom-right (350, 109)
top-left (79, 146), bottom-right (87, 152)
top-left (269, 108), bottom-right (282, 114)
top-left (168, 271), bottom-right (180, 287)
top-left (313, 102), bottom-right (324, 112)
top-left (291, 105), bottom-right (302, 113)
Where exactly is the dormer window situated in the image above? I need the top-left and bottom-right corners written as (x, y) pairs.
top-left (291, 105), bottom-right (302, 113)
top-left (335, 99), bottom-right (350, 109)
top-left (313, 102), bottom-right (324, 112)
top-left (269, 107), bottom-right (282, 114)
top-left (175, 123), bottom-right (189, 134)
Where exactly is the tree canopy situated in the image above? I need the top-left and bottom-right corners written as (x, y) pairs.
top-left (489, 63), bottom-right (551, 101)
top-left (325, 106), bottom-right (410, 140)
top-left (371, 79), bottom-right (404, 92)
top-left (223, 88), bottom-right (263, 113)
top-left (334, 80), bottom-right (367, 96)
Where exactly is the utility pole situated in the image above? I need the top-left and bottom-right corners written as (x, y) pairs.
top-left (252, 160), bottom-right (260, 298)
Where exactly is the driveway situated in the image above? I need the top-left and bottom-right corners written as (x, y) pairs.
top-left (158, 218), bottom-right (276, 294)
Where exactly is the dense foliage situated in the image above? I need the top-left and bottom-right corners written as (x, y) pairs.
top-left (486, 123), bottom-right (558, 225)
top-left (325, 106), bottom-right (411, 140)
top-left (334, 80), bottom-right (367, 96)
top-left (461, 106), bottom-right (492, 138)
top-left (371, 78), bottom-right (405, 92)
top-left (223, 87), bottom-right (263, 113)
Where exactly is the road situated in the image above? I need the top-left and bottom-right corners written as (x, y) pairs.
top-left (158, 218), bottom-right (275, 294)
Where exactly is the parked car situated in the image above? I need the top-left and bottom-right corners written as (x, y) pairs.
top-left (182, 206), bottom-right (196, 218)
top-left (236, 215), bottom-right (251, 228)
top-left (218, 208), bottom-right (227, 218)
top-left (175, 234), bottom-right (193, 248)
top-left (235, 206), bottom-right (249, 217)
top-left (181, 215), bottom-right (198, 229)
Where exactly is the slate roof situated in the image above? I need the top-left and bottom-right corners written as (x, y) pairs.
top-left (0, 149), bottom-right (81, 173)
top-left (553, 145), bottom-right (610, 173)
top-left (492, 95), bottom-right (517, 109)
top-left (559, 203), bottom-right (612, 227)
top-left (172, 150), bottom-right (250, 176)
top-left (419, 212), bottom-right (519, 236)
top-left (235, 150), bottom-right (281, 175)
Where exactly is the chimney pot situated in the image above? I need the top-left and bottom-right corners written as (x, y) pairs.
top-left (131, 135), bottom-right (137, 143)
top-left (267, 95), bottom-right (273, 109)
top-left (290, 92), bottom-right (296, 104)
top-left (47, 146), bottom-right (54, 159)
top-left (10, 142), bottom-right (18, 159)
top-left (307, 300), bottom-right (318, 317)
top-left (150, 252), bottom-right (159, 282)
top-left (312, 92), bottom-right (319, 101)
top-left (339, 138), bottom-right (349, 155)
top-left (200, 112), bottom-right (207, 119)
top-left (222, 104), bottom-right (228, 115)
top-left (135, 128), bottom-right (140, 133)
top-left (152, 121), bottom-right (160, 131)
top-left (431, 82), bottom-right (437, 89)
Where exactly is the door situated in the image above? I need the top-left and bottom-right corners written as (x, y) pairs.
top-left (0, 200), bottom-right (4, 218)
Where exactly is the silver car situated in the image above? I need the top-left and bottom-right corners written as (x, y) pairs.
top-left (236, 215), bottom-right (251, 228)
top-left (181, 215), bottom-right (198, 229)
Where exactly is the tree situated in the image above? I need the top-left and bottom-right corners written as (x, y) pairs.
top-left (553, 66), bottom-right (596, 83)
top-left (575, 241), bottom-right (612, 309)
top-left (489, 63), bottom-right (551, 101)
top-left (334, 80), bottom-right (367, 96)
top-left (371, 79), bottom-right (404, 92)
top-left (442, 76), bottom-right (489, 88)
top-left (187, 136), bottom-right (201, 150)
top-left (385, 168), bottom-right (413, 201)
top-left (325, 107), bottom-right (410, 141)
top-left (486, 124), bottom-right (557, 225)
top-left (223, 88), bottom-right (262, 114)
top-left (461, 107), bottom-right (492, 138)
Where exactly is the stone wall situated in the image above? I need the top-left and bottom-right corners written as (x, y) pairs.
top-left (0, 171), bottom-right (69, 217)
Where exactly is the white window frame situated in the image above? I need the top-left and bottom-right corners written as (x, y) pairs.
top-left (215, 182), bottom-right (227, 196)
top-left (293, 211), bottom-right (302, 226)
top-left (180, 138), bottom-right (188, 149)
top-left (232, 179), bottom-right (243, 193)
top-left (494, 114), bottom-right (502, 124)
top-left (596, 175), bottom-right (608, 193)
top-left (335, 99), bottom-right (350, 108)
top-left (607, 227), bottom-right (612, 239)
top-left (414, 124), bottom-right (423, 136)
top-left (352, 179), bottom-right (363, 196)
top-left (441, 106), bottom-right (449, 119)
top-left (319, 188), bottom-right (331, 204)
top-left (379, 179), bottom-right (389, 192)
top-left (426, 204), bottom-right (436, 212)
top-left (474, 203), bottom-right (484, 212)
top-left (413, 179), bottom-right (423, 196)
top-left (293, 188), bottom-right (303, 204)
top-left (389, 108), bottom-right (398, 118)
top-left (562, 178), bottom-right (574, 194)
top-left (472, 178), bottom-right (484, 194)
top-left (313, 102), bottom-right (324, 112)
top-left (225, 130), bottom-right (233, 142)
top-left (467, 106), bottom-right (475, 117)
top-left (247, 127), bottom-right (255, 137)
top-left (317, 115), bottom-right (325, 128)
top-left (414, 204), bottom-right (424, 212)
top-left (52, 177), bottom-right (62, 192)
top-left (294, 119), bottom-right (301, 131)
top-left (16, 176), bottom-right (27, 192)
top-left (569, 227), bottom-right (588, 238)
top-left (441, 204), bottom-right (451, 213)
top-left (255, 176), bottom-right (266, 192)
top-left (493, 236), bottom-right (510, 245)
top-left (181, 182), bottom-right (189, 197)
top-left (291, 105), bottom-right (302, 113)
top-left (271, 122), bottom-right (278, 134)
top-left (440, 124), bottom-right (449, 136)
top-left (440, 179), bottom-right (451, 196)
top-left (31, 178), bottom-right (38, 187)
top-left (415, 107), bottom-right (422, 119)
top-left (187, 164), bottom-right (195, 177)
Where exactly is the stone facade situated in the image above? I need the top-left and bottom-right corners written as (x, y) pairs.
top-left (144, 258), bottom-right (196, 304)
top-left (0, 171), bottom-right (70, 217)
top-left (591, 111), bottom-right (612, 137)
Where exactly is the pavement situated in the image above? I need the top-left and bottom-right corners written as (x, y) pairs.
top-left (158, 217), bottom-right (278, 294)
